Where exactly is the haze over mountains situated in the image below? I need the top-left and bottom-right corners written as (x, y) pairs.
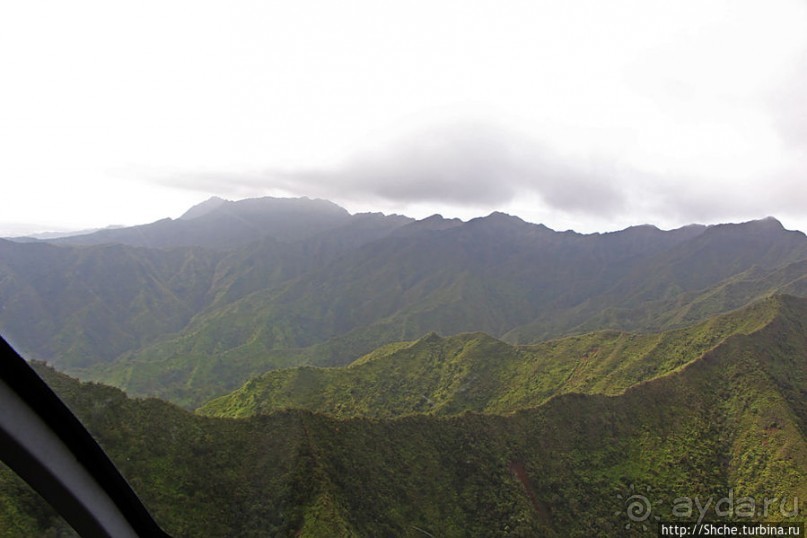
top-left (2, 196), bottom-right (806, 407)
top-left (1, 195), bottom-right (807, 536)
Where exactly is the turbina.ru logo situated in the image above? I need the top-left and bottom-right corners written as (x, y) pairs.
top-left (615, 484), bottom-right (661, 531)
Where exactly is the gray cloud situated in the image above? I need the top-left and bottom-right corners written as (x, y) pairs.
top-left (620, 166), bottom-right (807, 231)
top-left (162, 122), bottom-right (629, 217)
top-left (158, 119), bottom-right (807, 232)
top-left (770, 49), bottom-right (807, 150)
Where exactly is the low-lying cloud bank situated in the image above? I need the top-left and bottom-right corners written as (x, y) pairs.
top-left (159, 120), bottom-right (807, 232)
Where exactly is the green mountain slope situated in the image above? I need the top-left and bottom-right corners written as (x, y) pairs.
top-left (3, 296), bottom-right (806, 536)
top-left (3, 197), bottom-right (806, 407)
top-left (94, 215), bottom-right (807, 407)
top-left (198, 295), bottom-right (783, 418)
top-left (0, 202), bottom-right (412, 373)
top-left (0, 240), bottom-right (219, 368)
top-left (506, 218), bottom-right (807, 342)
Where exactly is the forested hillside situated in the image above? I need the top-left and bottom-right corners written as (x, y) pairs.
top-left (2, 295), bottom-right (805, 536)
top-left (3, 197), bottom-right (805, 407)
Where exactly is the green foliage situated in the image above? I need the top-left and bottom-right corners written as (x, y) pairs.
top-left (101, 217), bottom-right (807, 407)
top-left (2, 296), bottom-right (805, 536)
top-left (0, 462), bottom-right (78, 537)
top-left (4, 203), bottom-right (807, 535)
top-left (0, 240), bottom-right (219, 368)
top-left (199, 297), bottom-right (782, 419)
top-left (3, 211), bottom-right (807, 407)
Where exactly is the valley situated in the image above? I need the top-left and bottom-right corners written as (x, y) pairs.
top-left (1, 197), bottom-right (806, 536)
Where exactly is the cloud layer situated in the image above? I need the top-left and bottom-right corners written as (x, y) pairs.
top-left (164, 122), bottom-right (632, 218)
top-left (4, 1), bottom-right (807, 235)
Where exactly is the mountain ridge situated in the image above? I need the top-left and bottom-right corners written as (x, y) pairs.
top-left (51, 196), bottom-right (356, 249)
top-left (198, 294), bottom-right (789, 419)
top-left (3, 294), bottom-right (805, 536)
top-left (109, 212), bottom-right (806, 407)
top-left (1, 197), bottom-right (805, 407)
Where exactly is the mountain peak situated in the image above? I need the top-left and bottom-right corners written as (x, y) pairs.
top-left (420, 214), bottom-right (463, 226)
top-left (738, 216), bottom-right (785, 230)
top-left (702, 216), bottom-right (790, 239)
top-left (392, 214), bottom-right (463, 237)
top-left (469, 211), bottom-right (523, 227)
top-left (179, 196), bottom-right (228, 220)
top-left (623, 224), bottom-right (661, 233)
top-left (485, 210), bottom-right (525, 222)
top-left (465, 211), bottom-right (553, 235)
top-left (53, 195), bottom-right (352, 249)
top-left (420, 331), bottom-right (443, 343)
top-left (756, 216), bottom-right (786, 230)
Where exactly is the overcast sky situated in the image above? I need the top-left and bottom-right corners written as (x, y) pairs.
top-left (2, 0), bottom-right (806, 236)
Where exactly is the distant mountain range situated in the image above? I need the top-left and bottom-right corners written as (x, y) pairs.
top-left (8, 224), bottom-right (126, 242)
top-left (2, 196), bottom-right (807, 536)
top-left (1, 196), bottom-right (806, 407)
